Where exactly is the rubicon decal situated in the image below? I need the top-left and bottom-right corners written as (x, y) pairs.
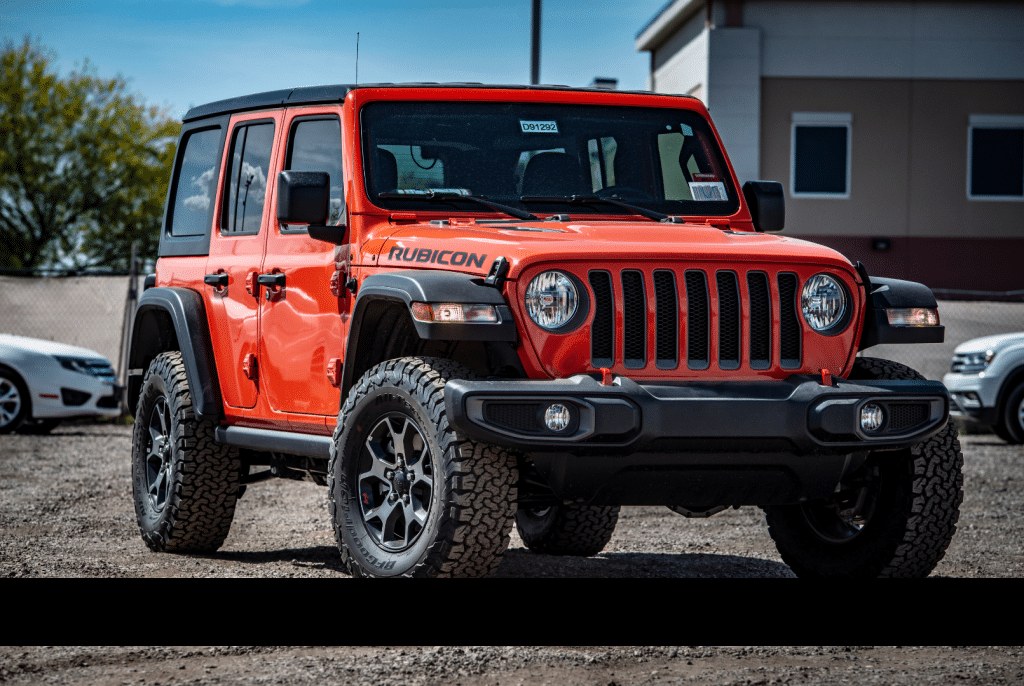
top-left (387, 246), bottom-right (487, 268)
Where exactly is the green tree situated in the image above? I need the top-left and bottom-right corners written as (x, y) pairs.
top-left (0, 37), bottom-right (180, 271)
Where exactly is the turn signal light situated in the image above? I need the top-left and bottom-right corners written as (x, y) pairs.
top-left (410, 303), bottom-right (499, 323)
top-left (886, 308), bottom-right (939, 327)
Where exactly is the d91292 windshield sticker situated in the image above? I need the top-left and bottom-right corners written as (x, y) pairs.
top-left (688, 181), bottom-right (728, 201)
top-left (520, 120), bottom-right (559, 134)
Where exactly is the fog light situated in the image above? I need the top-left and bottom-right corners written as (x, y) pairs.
top-left (860, 403), bottom-right (884, 433)
top-left (544, 403), bottom-right (571, 432)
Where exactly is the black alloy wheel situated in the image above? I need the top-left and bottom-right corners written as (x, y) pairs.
top-left (357, 413), bottom-right (435, 551)
top-left (144, 395), bottom-right (174, 512)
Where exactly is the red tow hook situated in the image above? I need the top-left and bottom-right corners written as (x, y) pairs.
top-left (820, 369), bottom-right (833, 386)
top-left (600, 368), bottom-right (614, 386)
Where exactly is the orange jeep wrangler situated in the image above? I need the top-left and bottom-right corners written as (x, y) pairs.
top-left (128, 84), bottom-right (961, 577)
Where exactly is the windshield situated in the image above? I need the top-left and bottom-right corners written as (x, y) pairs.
top-left (361, 101), bottom-right (739, 217)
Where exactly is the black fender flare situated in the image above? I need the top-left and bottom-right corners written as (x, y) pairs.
top-left (856, 266), bottom-right (945, 350)
top-left (127, 287), bottom-right (223, 421)
top-left (341, 270), bottom-right (516, 394)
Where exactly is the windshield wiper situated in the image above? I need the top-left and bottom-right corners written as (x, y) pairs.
top-left (379, 191), bottom-right (539, 221)
top-left (520, 195), bottom-right (667, 221)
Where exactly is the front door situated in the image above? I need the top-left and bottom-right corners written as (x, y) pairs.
top-left (258, 109), bottom-right (350, 421)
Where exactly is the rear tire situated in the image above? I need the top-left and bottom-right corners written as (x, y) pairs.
top-left (131, 351), bottom-right (240, 552)
top-left (764, 357), bottom-right (963, 577)
top-left (515, 503), bottom-right (620, 557)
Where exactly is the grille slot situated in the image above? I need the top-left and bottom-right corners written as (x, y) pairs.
top-left (685, 270), bottom-right (710, 369)
top-left (589, 271), bottom-right (614, 367)
top-left (484, 403), bottom-right (543, 434)
top-left (747, 271), bottom-right (771, 369)
top-left (622, 270), bottom-right (646, 368)
top-left (716, 271), bottom-right (740, 370)
top-left (887, 403), bottom-right (929, 432)
top-left (653, 270), bottom-right (678, 369)
top-left (778, 273), bottom-right (801, 368)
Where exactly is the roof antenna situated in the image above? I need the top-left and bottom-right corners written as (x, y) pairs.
top-left (355, 32), bottom-right (360, 85)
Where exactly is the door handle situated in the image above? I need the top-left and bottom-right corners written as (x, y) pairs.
top-left (257, 272), bottom-right (286, 288)
top-left (204, 273), bottom-right (228, 288)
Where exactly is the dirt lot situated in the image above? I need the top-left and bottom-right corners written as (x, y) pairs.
top-left (0, 647), bottom-right (1021, 686)
top-left (1, 422), bottom-right (1021, 578)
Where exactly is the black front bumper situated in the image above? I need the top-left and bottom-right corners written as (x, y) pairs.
top-left (446, 374), bottom-right (949, 455)
top-left (445, 374), bottom-right (950, 507)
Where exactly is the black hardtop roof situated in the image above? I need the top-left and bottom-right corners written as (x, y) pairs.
top-left (182, 82), bottom-right (693, 122)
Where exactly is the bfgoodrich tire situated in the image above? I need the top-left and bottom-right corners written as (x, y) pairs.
top-left (764, 357), bottom-right (963, 578)
top-left (328, 357), bottom-right (517, 577)
top-left (131, 351), bottom-right (241, 552)
top-left (515, 503), bottom-right (620, 557)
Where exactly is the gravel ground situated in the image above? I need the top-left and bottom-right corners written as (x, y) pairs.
top-left (0, 423), bottom-right (1021, 578)
top-left (0, 647), bottom-right (1021, 686)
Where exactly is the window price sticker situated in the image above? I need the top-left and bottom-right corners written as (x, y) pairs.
top-left (520, 120), bottom-right (559, 134)
top-left (688, 181), bottom-right (727, 201)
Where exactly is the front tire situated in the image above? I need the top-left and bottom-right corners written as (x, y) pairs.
top-left (328, 357), bottom-right (517, 577)
top-left (131, 351), bottom-right (240, 552)
top-left (0, 369), bottom-right (29, 434)
top-left (515, 503), bottom-right (620, 557)
top-left (764, 357), bottom-right (964, 578)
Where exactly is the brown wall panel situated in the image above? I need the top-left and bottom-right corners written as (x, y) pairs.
top-left (797, 235), bottom-right (1024, 292)
top-left (761, 77), bottom-right (911, 237)
top-left (908, 79), bottom-right (1024, 239)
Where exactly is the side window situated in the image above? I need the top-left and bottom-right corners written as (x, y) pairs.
top-left (285, 117), bottom-right (345, 226)
top-left (791, 112), bottom-right (852, 198)
top-left (968, 115), bottom-right (1024, 200)
top-left (169, 128), bottom-right (221, 237)
top-left (223, 122), bottom-right (275, 234)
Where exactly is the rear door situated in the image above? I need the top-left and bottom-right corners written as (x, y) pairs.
top-left (258, 108), bottom-right (349, 421)
top-left (204, 111), bottom-right (282, 410)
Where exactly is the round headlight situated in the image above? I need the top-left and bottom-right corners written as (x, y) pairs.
top-left (525, 271), bottom-right (578, 330)
top-left (801, 273), bottom-right (848, 332)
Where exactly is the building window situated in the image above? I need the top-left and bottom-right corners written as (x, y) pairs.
top-left (791, 112), bottom-right (852, 198)
top-left (968, 115), bottom-right (1024, 201)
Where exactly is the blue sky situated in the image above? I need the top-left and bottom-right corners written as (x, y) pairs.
top-left (3, 0), bottom-right (667, 120)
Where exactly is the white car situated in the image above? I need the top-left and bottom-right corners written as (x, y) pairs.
top-left (943, 332), bottom-right (1024, 444)
top-left (0, 334), bottom-right (121, 434)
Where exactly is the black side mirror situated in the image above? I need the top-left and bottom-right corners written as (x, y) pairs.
top-left (277, 171), bottom-right (330, 224)
top-left (277, 170), bottom-right (348, 244)
top-left (742, 181), bottom-right (785, 233)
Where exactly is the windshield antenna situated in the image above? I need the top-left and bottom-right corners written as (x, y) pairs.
top-left (355, 32), bottom-right (360, 85)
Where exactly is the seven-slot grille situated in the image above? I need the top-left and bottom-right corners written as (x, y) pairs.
top-left (588, 268), bottom-right (803, 372)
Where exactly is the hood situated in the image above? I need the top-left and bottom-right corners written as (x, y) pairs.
top-left (953, 332), bottom-right (1024, 354)
top-left (0, 333), bottom-right (109, 360)
top-left (373, 219), bottom-right (857, 277)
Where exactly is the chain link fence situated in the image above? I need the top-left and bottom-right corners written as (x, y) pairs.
top-left (0, 271), bottom-right (141, 390)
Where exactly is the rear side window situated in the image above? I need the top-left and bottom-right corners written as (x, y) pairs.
top-left (223, 122), bottom-right (275, 234)
top-left (285, 117), bottom-right (345, 226)
top-left (169, 128), bottom-right (221, 237)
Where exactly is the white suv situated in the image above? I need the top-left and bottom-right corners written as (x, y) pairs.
top-left (943, 332), bottom-right (1024, 444)
top-left (0, 334), bottom-right (121, 434)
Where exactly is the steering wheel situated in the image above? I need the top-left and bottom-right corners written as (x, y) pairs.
top-left (595, 186), bottom-right (655, 201)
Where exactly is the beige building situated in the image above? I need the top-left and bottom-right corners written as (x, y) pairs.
top-left (636, 0), bottom-right (1024, 293)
